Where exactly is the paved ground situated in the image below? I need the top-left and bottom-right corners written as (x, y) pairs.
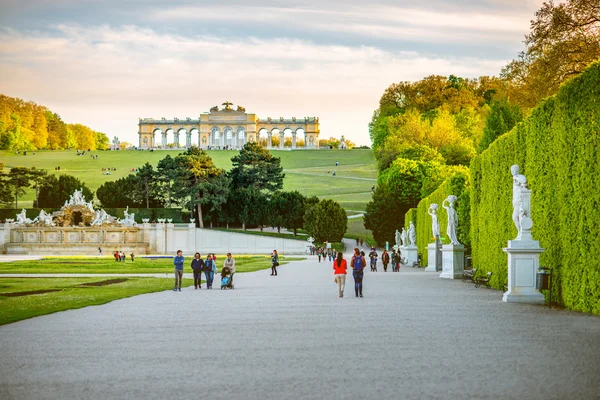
top-left (1, 241), bottom-right (599, 400)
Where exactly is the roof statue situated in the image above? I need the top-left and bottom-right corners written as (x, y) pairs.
top-left (222, 101), bottom-right (233, 111)
top-left (210, 105), bottom-right (219, 112)
top-left (236, 105), bottom-right (246, 112)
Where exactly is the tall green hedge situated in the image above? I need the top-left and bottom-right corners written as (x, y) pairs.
top-left (470, 61), bottom-right (600, 314)
top-left (408, 171), bottom-right (470, 265)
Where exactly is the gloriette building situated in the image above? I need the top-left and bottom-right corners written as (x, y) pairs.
top-left (138, 101), bottom-right (320, 150)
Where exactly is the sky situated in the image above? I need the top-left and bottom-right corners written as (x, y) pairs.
top-left (0, 0), bottom-right (543, 146)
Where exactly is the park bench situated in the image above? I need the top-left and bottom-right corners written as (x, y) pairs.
top-left (463, 268), bottom-right (477, 282)
top-left (475, 271), bottom-right (493, 288)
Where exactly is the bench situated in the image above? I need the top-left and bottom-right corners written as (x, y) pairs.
top-left (463, 268), bottom-right (477, 282)
top-left (475, 271), bottom-right (493, 288)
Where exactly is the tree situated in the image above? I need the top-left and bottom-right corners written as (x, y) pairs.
top-left (96, 176), bottom-right (138, 208)
top-left (95, 131), bottom-right (110, 150)
top-left (173, 147), bottom-right (228, 228)
top-left (280, 191), bottom-right (306, 236)
top-left (229, 142), bottom-right (284, 192)
top-left (156, 155), bottom-right (178, 207)
top-left (478, 99), bottom-right (523, 152)
top-left (36, 174), bottom-right (94, 208)
top-left (501, 0), bottom-right (600, 107)
top-left (8, 167), bottom-right (32, 208)
top-left (136, 163), bottom-right (157, 209)
top-left (266, 192), bottom-right (287, 233)
top-left (364, 184), bottom-right (407, 245)
top-left (28, 167), bottom-right (48, 207)
top-left (0, 162), bottom-right (12, 207)
top-left (304, 199), bottom-right (347, 243)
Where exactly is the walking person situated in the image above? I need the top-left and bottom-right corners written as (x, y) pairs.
top-left (333, 251), bottom-right (347, 298)
top-left (173, 250), bottom-right (184, 292)
top-left (130, 252), bottom-right (135, 262)
top-left (271, 250), bottom-right (279, 276)
top-left (391, 250), bottom-right (398, 272)
top-left (98, 247), bottom-right (102, 255)
top-left (317, 248), bottom-right (322, 263)
top-left (223, 253), bottom-right (235, 273)
top-left (382, 249), bottom-right (390, 272)
top-left (204, 254), bottom-right (215, 289)
top-left (191, 252), bottom-right (204, 289)
top-left (351, 248), bottom-right (366, 297)
top-left (368, 247), bottom-right (378, 272)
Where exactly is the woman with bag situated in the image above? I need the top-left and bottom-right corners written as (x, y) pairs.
top-left (271, 250), bottom-right (279, 276)
top-left (333, 251), bottom-right (347, 298)
top-left (204, 254), bottom-right (215, 289)
top-left (351, 248), bottom-right (366, 298)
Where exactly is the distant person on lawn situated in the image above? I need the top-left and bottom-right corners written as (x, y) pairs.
top-left (173, 250), bottom-right (184, 292)
top-left (333, 251), bottom-right (347, 298)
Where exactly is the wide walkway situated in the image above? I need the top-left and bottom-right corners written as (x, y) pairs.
top-left (1, 243), bottom-right (599, 400)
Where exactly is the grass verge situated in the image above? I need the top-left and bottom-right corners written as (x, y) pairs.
top-left (0, 277), bottom-right (193, 326)
top-left (0, 256), bottom-right (304, 274)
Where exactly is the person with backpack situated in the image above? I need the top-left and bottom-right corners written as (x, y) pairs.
top-left (333, 251), bottom-right (347, 298)
top-left (351, 248), bottom-right (366, 298)
top-left (173, 250), bottom-right (184, 292)
top-left (204, 254), bottom-right (215, 289)
top-left (368, 247), bottom-right (378, 272)
top-left (382, 250), bottom-right (390, 272)
top-left (191, 252), bottom-right (205, 289)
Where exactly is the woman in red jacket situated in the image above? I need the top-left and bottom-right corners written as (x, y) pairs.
top-left (333, 251), bottom-right (347, 298)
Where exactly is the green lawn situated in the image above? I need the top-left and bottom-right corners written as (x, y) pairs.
top-left (0, 149), bottom-right (377, 212)
top-left (0, 255), bottom-right (302, 274)
top-left (0, 277), bottom-right (194, 325)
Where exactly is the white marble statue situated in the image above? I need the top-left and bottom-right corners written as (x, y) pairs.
top-left (91, 209), bottom-right (108, 226)
top-left (33, 209), bottom-right (54, 226)
top-left (118, 206), bottom-right (136, 227)
top-left (16, 209), bottom-right (33, 225)
top-left (68, 189), bottom-right (86, 206)
top-left (307, 236), bottom-right (315, 246)
top-left (428, 203), bottom-right (440, 240)
top-left (511, 164), bottom-right (531, 239)
top-left (408, 221), bottom-right (417, 246)
top-left (395, 229), bottom-right (401, 248)
top-left (400, 228), bottom-right (407, 247)
top-left (442, 195), bottom-right (460, 245)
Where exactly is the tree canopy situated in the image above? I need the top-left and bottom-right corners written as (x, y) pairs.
top-left (229, 142), bottom-right (284, 192)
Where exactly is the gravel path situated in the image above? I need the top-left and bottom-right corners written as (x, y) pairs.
top-left (1, 241), bottom-right (599, 400)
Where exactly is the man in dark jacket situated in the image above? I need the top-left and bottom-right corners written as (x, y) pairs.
top-left (191, 252), bottom-right (205, 289)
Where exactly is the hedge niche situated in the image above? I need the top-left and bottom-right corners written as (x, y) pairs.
top-left (470, 61), bottom-right (600, 314)
top-left (407, 170), bottom-right (470, 266)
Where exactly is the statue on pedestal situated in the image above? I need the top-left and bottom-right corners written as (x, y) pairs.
top-left (511, 164), bottom-right (532, 240)
top-left (16, 209), bottom-right (33, 225)
top-left (427, 203), bottom-right (440, 240)
top-left (408, 221), bottom-right (416, 246)
top-left (442, 195), bottom-right (460, 245)
top-left (400, 228), bottom-right (407, 247)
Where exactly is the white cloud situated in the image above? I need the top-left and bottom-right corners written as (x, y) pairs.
top-left (0, 25), bottom-right (507, 145)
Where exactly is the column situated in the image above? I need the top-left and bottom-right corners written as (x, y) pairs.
top-left (162, 133), bottom-right (167, 149)
top-left (267, 132), bottom-right (272, 148)
top-left (186, 133), bottom-right (191, 148)
top-left (174, 132), bottom-right (179, 148)
top-left (292, 133), bottom-right (297, 149)
top-left (279, 132), bottom-right (284, 149)
top-left (151, 133), bottom-right (155, 148)
top-left (198, 131), bottom-right (202, 147)
top-left (138, 133), bottom-right (142, 148)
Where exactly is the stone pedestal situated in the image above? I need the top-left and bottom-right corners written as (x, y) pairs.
top-left (502, 240), bottom-right (545, 304)
top-left (425, 243), bottom-right (437, 272)
top-left (440, 244), bottom-right (465, 279)
top-left (403, 245), bottom-right (418, 265)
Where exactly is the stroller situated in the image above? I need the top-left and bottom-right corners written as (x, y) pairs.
top-left (220, 267), bottom-right (234, 290)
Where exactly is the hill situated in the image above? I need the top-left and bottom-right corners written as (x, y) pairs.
top-left (0, 149), bottom-right (376, 212)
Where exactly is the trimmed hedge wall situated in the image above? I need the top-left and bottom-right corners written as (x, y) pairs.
top-left (407, 171), bottom-right (470, 266)
top-left (470, 61), bottom-right (600, 314)
top-left (0, 208), bottom-right (187, 223)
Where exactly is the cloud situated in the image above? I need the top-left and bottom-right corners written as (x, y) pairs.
top-left (0, 24), bottom-right (507, 145)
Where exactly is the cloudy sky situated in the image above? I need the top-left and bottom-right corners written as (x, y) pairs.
top-left (0, 0), bottom-right (543, 146)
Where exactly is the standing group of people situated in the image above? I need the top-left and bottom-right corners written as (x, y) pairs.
top-left (332, 248), bottom-right (367, 298)
top-left (114, 250), bottom-right (134, 262)
top-left (315, 247), bottom-right (337, 263)
top-left (366, 248), bottom-right (403, 272)
top-left (173, 251), bottom-right (237, 291)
